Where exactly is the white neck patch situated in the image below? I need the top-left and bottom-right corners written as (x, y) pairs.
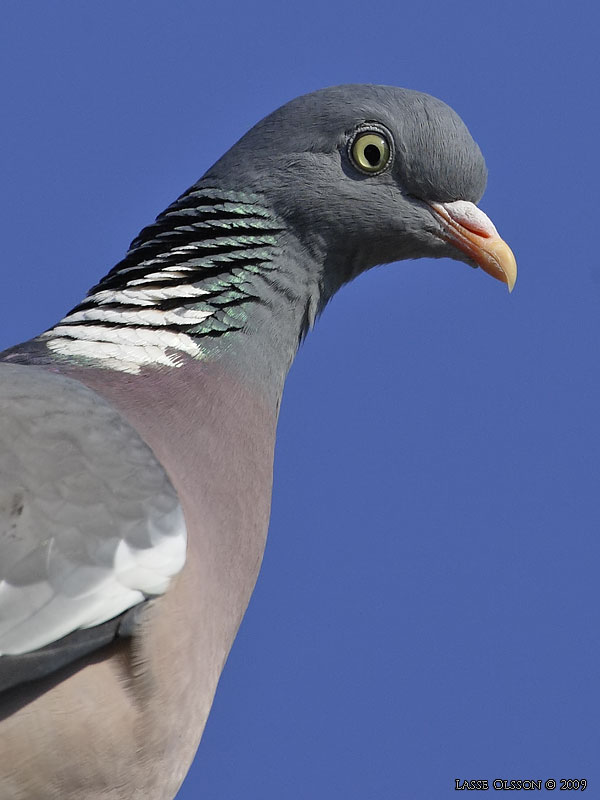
top-left (43, 323), bottom-right (205, 374)
top-left (42, 280), bottom-right (214, 374)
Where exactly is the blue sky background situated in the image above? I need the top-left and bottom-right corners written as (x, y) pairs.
top-left (1, 2), bottom-right (598, 797)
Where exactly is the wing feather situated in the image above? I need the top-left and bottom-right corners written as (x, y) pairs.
top-left (0, 364), bottom-right (186, 656)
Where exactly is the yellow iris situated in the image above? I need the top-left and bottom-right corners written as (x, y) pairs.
top-left (350, 132), bottom-right (391, 173)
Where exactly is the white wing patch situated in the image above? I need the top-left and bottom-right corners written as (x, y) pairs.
top-left (0, 364), bottom-right (186, 655)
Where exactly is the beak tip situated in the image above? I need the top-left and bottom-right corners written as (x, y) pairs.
top-left (488, 239), bottom-right (517, 294)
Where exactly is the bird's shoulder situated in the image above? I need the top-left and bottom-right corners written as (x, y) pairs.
top-left (0, 363), bottom-right (186, 686)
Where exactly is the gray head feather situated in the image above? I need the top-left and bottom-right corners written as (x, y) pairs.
top-left (209, 85), bottom-right (486, 202)
top-left (204, 84), bottom-right (488, 289)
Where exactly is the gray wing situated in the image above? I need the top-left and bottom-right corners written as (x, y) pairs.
top-left (0, 364), bottom-right (186, 660)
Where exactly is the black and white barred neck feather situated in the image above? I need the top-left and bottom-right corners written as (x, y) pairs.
top-left (42, 187), bottom-right (285, 374)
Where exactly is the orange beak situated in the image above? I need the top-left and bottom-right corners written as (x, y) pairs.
top-left (428, 200), bottom-right (517, 292)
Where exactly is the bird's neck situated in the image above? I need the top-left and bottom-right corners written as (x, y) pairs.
top-left (39, 184), bottom-right (324, 404)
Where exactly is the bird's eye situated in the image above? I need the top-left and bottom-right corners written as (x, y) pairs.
top-left (348, 126), bottom-right (393, 175)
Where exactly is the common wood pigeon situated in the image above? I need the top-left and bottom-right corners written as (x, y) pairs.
top-left (0, 84), bottom-right (516, 799)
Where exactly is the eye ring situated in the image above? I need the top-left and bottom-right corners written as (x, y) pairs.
top-left (348, 123), bottom-right (394, 175)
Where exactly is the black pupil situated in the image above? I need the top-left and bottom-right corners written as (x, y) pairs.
top-left (364, 143), bottom-right (381, 167)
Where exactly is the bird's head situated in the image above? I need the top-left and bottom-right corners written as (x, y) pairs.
top-left (205, 84), bottom-right (516, 296)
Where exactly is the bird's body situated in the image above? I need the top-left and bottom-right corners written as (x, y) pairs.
top-left (0, 360), bottom-right (277, 798)
top-left (0, 85), bottom-right (515, 799)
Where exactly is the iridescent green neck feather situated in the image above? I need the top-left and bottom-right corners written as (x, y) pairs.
top-left (41, 187), bottom-right (304, 376)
